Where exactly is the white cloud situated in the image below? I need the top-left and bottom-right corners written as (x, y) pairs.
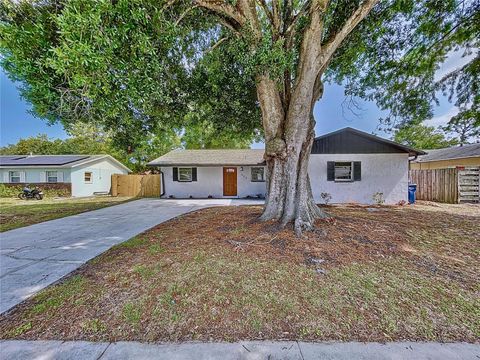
top-left (434, 49), bottom-right (477, 82)
top-left (425, 106), bottom-right (459, 127)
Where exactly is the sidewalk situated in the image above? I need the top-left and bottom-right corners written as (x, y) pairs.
top-left (1, 340), bottom-right (478, 359)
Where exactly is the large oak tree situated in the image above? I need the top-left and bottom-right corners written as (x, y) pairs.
top-left (1, 0), bottom-right (478, 234)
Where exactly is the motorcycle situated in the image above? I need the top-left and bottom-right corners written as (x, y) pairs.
top-left (18, 186), bottom-right (44, 200)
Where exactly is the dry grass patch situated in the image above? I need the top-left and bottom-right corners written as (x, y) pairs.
top-left (0, 203), bottom-right (479, 342)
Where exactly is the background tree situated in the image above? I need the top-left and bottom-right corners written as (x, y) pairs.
top-left (393, 123), bottom-right (458, 150)
top-left (0, 134), bottom-right (64, 155)
top-left (442, 110), bottom-right (480, 145)
top-left (2, 0), bottom-right (476, 234)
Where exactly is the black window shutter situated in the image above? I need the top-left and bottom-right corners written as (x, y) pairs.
top-left (353, 162), bottom-right (361, 181)
top-left (173, 167), bottom-right (178, 181)
top-left (327, 162), bottom-right (335, 181)
top-left (192, 168), bottom-right (197, 181)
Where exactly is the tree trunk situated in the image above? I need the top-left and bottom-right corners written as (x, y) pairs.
top-left (258, 74), bottom-right (328, 235)
top-left (260, 119), bottom-right (328, 236)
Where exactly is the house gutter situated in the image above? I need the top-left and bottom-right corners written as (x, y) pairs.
top-left (160, 170), bottom-right (165, 196)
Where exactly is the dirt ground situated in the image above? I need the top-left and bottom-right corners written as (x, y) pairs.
top-left (0, 201), bottom-right (478, 343)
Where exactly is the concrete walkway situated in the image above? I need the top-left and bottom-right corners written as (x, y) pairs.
top-left (0, 340), bottom-right (478, 359)
top-left (0, 198), bottom-right (262, 314)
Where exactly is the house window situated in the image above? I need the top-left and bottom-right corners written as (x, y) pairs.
top-left (9, 171), bottom-right (21, 183)
top-left (84, 172), bottom-right (93, 183)
top-left (334, 162), bottom-right (353, 182)
top-left (178, 167), bottom-right (192, 182)
top-left (251, 167), bottom-right (265, 182)
top-left (46, 171), bottom-right (58, 183)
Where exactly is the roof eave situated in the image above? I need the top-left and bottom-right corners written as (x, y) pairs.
top-left (315, 127), bottom-right (426, 156)
top-left (147, 162), bottom-right (266, 167)
top-left (413, 154), bottom-right (480, 163)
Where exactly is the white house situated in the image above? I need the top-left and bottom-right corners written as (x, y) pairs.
top-left (0, 155), bottom-right (130, 197)
top-left (148, 128), bottom-right (424, 204)
top-left (150, 149), bottom-right (267, 199)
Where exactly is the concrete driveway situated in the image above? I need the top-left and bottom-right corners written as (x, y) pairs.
top-left (0, 198), bottom-right (262, 314)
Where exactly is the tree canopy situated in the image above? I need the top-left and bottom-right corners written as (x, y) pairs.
top-left (330, 0), bottom-right (479, 131)
top-left (442, 109), bottom-right (480, 145)
top-left (0, 0), bottom-right (260, 152)
top-left (2, 0), bottom-right (477, 145)
top-left (393, 123), bottom-right (459, 149)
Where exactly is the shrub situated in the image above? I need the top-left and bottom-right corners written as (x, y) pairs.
top-left (0, 184), bottom-right (70, 198)
top-left (0, 184), bottom-right (19, 198)
top-left (320, 192), bottom-right (332, 205)
top-left (372, 192), bottom-right (385, 205)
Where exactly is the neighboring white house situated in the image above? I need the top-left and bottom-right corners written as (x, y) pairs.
top-left (148, 128), bottom-right (424, 204)
top-left (0, 155), bottom-right (130, 197)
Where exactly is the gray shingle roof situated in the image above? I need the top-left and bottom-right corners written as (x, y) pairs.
top-left (147, 149), bottom-right (266, 166)
top-left (0, 155), bottom-right (131, 171)
top-left (413, 143), bottom-right (480, 163)
top-left (0, 155), bottom-right (90, 166)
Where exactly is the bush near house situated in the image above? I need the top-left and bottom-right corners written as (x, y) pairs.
top-left (0, 183), bottom-right (71, 198)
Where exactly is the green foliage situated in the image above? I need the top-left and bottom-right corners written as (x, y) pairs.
top-left (329, 0), bottom-right (479, 129)
top-left (393, 123), bottom-right (458, 149)
top-left (442, 109), bottom-right (480, 145)
top-left (0, 184), bottom-right (70, 198)
top-left (1, 0), bottom-right (477, 149)
top-left (0, 0), bottom-right (260, 152)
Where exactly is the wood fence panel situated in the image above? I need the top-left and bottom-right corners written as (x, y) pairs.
top-left (409, 168), bottom-right (459, 203)
top-left (410, 167), bottom-right (480, 203)
top-left (111, 173), bottom-right (118, 197)
top-left (111, 174), bottom-right (161, 197)
top-left (458, 167), bottom-right (480, 203)
top-left (141, 175), bottom-right (161, 197)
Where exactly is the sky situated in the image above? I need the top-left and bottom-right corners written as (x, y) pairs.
top-left (0, 51), bottom-right (472, 148)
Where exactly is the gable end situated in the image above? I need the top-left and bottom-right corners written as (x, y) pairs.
top-left (311, 128), bottom-right (421, 155)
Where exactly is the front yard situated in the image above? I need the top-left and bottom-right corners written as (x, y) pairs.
top-left (0, 202), bottom-right (478, 342)
top-left (0, 196), bottom-right (132, 232)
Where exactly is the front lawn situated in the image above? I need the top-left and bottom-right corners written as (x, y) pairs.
top-left (0, 202), bottom-right (478, 342)
top-left (0, 196), bottom-right (132, 232)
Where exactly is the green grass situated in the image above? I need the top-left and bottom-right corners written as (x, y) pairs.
top-left (122, 303), bottom-right (143, 325)
top-left (0, 196), bottom-right (132, 232)
top-left (30, 276), bottom-right (88, 315)
top-left (81, 319), bottom-right (107, 334)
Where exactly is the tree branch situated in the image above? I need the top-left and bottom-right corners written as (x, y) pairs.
top-left (175, 5), bottom-right (200, 25)
top-left (194, 0), bottom-right (246, 28)
top-left (206, 36), bottom-right (228, 53)
top-left (271, 0), bottom-right (281, 34)
top-left (319, 0), bottom-right (379, 70)
top-left (284, 0), bottom-right (311, 37)
top-left (256, 0), bottom-right (276, 29)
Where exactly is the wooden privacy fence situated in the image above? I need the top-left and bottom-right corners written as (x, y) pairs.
top-left (409, 167), bottom-right (479, 203)
top-left (111, 174), bottom-right (161, 197)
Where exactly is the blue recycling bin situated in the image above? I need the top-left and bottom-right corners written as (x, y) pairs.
top-left (408, 184), bottom-right (417, 204)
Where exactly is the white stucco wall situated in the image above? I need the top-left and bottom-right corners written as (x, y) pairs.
top-left (0, 168), bottom-right (72, 183)
top-left (161, 166), bottom-right (266, 198)
top-left (309, 153), bottom-right (409, 204)
top-left (159, 154), bottom-right (408, 203)
top-left (70, 158), bottom-right (129, 197)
